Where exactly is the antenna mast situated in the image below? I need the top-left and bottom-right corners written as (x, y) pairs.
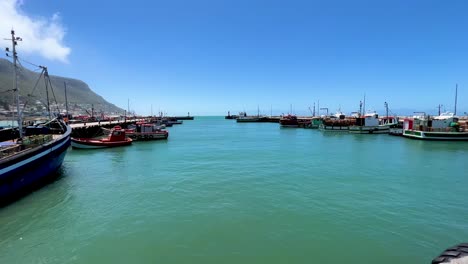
top-left (363, 94), bottom-right (366, 115)
top-left (359, 101), bottom-right (363, 116)
top-left (318, 100), bottom-right (320, 116)
top-left (41, 66), bottom-right (52, 120)
top-left (384, 102), bottom-right (388, 121)
top-left (7, 30), bottom-right (23, 138)
top-left (64, 82), bottom-right (69, 120)
top-left (455, 84), bottom-right (458, 115)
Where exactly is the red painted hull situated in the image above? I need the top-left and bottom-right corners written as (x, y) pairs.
top-left (71, 138), bottom-right (132, 149)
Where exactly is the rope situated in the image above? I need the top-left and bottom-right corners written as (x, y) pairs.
top-left (18, 57), bottom-right (42, 69)
top-left (45, 71), bottom-right (61, 115)
top-left (21, 68), bottom-right (45, 111)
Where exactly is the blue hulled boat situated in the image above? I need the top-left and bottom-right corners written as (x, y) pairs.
top-left (0, 30), bottom-right (71, 204)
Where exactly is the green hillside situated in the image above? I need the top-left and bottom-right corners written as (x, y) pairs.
top-left (0, 58), bottom-right (123, 114)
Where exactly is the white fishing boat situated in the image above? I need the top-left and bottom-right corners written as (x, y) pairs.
top-left (402, 112), bottom-right (468, 140)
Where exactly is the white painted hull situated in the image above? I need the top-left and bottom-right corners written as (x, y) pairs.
top-left (71, 141), bottom-right (108, 149)
top-left (319, 125), bottom-right (350, 132)
top-left (349, 126), bottom-right (390, 134)
top-left (389, 128), bottom-right (403, 136)
top-left (403, 130), bottom-right (468, 141)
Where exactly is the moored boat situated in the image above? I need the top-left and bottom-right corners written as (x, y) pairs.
top-left (125, 122), bottom-right (169, 141)
top-left (236, 111), bottom-right (262, 122)
top-left (349, 112), bottom-right (392, 134)
top-left (237, 116), bottom-right (261, 122)
top-left (71, 126), bottom-right (132, 148)
top-left (279, 115), bottom-right (299, 127)
top-left (319, 111), bottom-right (356, 132)
top-left (0, 30), bottom-right (71, 203)
top-left (402, 112), bottom-right (468, 140)
top-left (307, 117), bottom-right (323, 129)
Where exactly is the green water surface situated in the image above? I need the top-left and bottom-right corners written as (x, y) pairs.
top-left (1, 117), bottom-right (467, 263)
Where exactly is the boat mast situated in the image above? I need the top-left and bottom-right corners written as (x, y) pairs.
top-left (64, 82), bottom-right (69, 119)
top-left (384, 102), bottom-right (388, 121)
top-left (41, 66), bottom-right (51, 120)
top-left (363, 94), bottom-right (366, 115)
top-left (455, 84), bottom-right (458, 115)
top-left (313, 102), bottom-right (316, 116)
top-left (318, 100), bottom-right (320, 116)
top-left (9, 30), bottom-right (23, 138)
top-left (359, 101), bottom-right (363, 117)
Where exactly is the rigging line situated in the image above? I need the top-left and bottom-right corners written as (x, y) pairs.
top-left (46, 72), bottom-right (61, 115)
top-left (0, 89), bottom-right (15, 94)
top-left (18, 57), bottom-right (42, 69)
top-left (16, 59), bottom-right (42, 73)
top-left (21, 68), bottom-right (46, 112)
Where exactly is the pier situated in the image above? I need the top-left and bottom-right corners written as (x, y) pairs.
top-left (69, 119), bottom-right (144, 138)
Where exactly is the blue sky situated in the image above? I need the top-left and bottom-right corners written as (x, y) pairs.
top-left (2, 0), bottom-right (468, 116)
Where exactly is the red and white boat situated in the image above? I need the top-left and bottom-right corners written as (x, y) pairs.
top-left (71, 126), bottom-right (132, 149)
top-left (125, 122), bottom-right (169, 141)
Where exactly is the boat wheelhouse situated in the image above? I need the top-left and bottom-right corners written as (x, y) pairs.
top-left (402, 113), bottom-right (468, 140)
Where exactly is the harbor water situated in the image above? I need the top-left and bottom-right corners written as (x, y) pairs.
top-left (1, 116), bottom-right (467, 263)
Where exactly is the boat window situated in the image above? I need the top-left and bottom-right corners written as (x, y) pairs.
top-left (113, 131), bottom-right (121, 136)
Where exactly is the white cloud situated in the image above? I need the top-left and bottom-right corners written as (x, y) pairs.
top-left (0, 0), bottom-right (71, 63)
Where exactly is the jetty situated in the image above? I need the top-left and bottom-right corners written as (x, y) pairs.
top-left (69, 119), bottom-right (144, 138)
top-left (69, 119), bottom-right (143, 129)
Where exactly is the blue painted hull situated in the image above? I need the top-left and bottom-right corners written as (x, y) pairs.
top-left (0, 130), bottom-right (71, 203)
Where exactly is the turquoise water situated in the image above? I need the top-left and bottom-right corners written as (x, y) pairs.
top-left (1, 116), bottom-right (467, 263)
top-left (0, 120), bottom-right (16, 127)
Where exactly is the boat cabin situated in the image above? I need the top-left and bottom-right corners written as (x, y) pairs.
top-left (404, 115), bottom-right (460, 132)
top-left (355, 112), bottom-right (379, 127)
top-left (103, 126), bottom-right (126, 142)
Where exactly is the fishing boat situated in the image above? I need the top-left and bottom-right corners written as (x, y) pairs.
top-left (402, 112), bottom-right (468, 140)
top-left (236, 106), bottom-right (264, 123)
top-left (308, 117), bottom-right (323, 129)
top-left (236, 111), bottom-right (262, 122)
top-left (319, 111), bottom-right (356, 131)
top-left (389, 119), bottom-right (404, 136)
top-left (403, 86), bottom-right (468, 140)
top-left (71, 126), bottom-right (132, 148)
top-left (125, 122), bottom-right (169, 141)
top-left (0, 30), bottom-right (71, 203)
top-left (279, 115), bottom-right (299, 127)
top-left (349, 112), bottom-right (395, 134)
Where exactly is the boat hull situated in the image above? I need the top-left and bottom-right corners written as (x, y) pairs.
top-left (389, 128), bottom-right (403, 136)
top-left (236, 118), bottom-right (261, 122)
top-left (402, 130), bottom-right (468, 140)
top-left (126, 132), bottom-right (168, 141)
top-left (173, 116), bottom-right (194, 120)
top-left (71, 138), bottom-right (132, 149)
top-left (319, 124), bottom-right (350, 132)
top-left (0, 127), bottom-right (71, 203)
top-left (349, 126), bottom-right (390, 134)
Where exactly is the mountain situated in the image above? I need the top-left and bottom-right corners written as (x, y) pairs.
top-left (0, 58), bottom-right (123, 114)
